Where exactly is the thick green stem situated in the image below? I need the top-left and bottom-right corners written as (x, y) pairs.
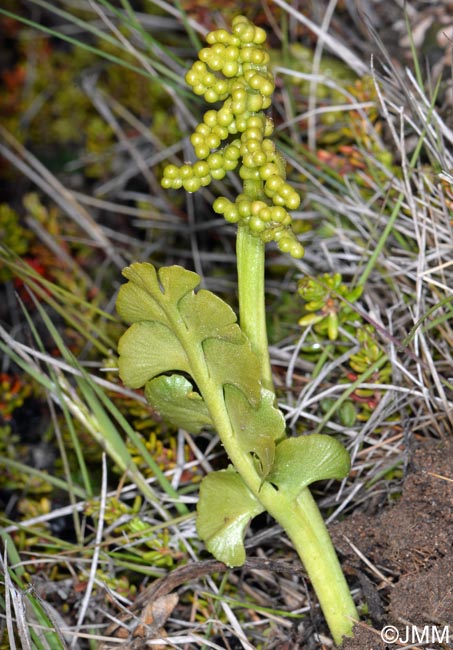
top-left (263, 487), bottom-right (358, 645)
top-left (195, 384), bottom-right (358, 645)
top-left (233, 223), bottom-right (357, 645)
top-left (236, 225), bottom-right (273, 392)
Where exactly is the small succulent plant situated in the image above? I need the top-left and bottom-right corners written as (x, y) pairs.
top-left (298, 272), bottom-right (363, 341)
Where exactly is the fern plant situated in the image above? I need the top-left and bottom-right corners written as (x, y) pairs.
top-left (116, 16), bottom-right (358, 646)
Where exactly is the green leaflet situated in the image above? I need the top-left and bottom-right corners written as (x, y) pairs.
top-left (116, 263), bottom-right (262, 428)
top-left (179, 286), bottom-right (242, 343)
top-left (225, 385), bottom-right (285, 479)
top-left (144, 375), bottom-right (213, 433)
top-left (203, 337), bottom-right (261, 406)
top-left (115, 264), bottom-right (170, 326)
top-left (118, 321), bottom-right (190, 389)
top-left (268, 434), bottom-right (351, 498)
top-left (196, 467), bottom-right (264, 567)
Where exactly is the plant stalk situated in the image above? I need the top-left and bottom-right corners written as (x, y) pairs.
top-left (263, 486), bottom-right (358, 645)
top-left (236, 224), bottom-right (274, 393)
top-left (234, 220), bottom-right (358, 645)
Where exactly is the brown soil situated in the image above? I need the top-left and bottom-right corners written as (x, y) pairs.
top-left (331, 439), bottom-right (453, 650)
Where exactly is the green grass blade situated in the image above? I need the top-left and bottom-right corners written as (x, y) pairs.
top-left (30, 295), bottom-right (184, 517)
top-left (313, 354), bottom-right (389, 433)
top-left (0, 455), bottom-right (87, 498)
top-left (0, 4), bottom-right (190, 92)
top-left (167, 0), bottom-right (203, 51)
top-left (357, 192), bottom-right (404, 287)
top-left (0, 249), bottom-right (116, 355)
top-left (18, 297), bottom-right (94, 511)
top-left (100, 0), bottom-right (195, 66)
top-left (88, 379), bottom-right (190, 515)
top-left (403, 294), bottom-right (453, 345)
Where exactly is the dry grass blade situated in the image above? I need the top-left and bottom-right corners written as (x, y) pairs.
top-left (0, 126), bottom-right (126, 268)
top-left (2, 547), bottom-right (19, 650)
top-left (272, 0), bottom-right (369, 75)
top-left (70, 454), bottom-right (107, 648)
